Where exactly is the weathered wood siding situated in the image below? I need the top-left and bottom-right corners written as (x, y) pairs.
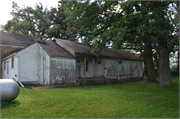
top-left (76, 56), bottom-right (143, 80)
top-left (37, 44), bottom-right (51, 85)
top-left (105, 59), bottom-right (143, 79)
top-left (51, 57), bottom-right (76, 84)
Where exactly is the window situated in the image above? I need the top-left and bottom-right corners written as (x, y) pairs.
top-left (86, 61), bottom-right (88, 72)
top-left (98, 61), bottom-right (101, 64)
top-left (7, 61), bottom-right (9, 74)
top-left (11, 57), bottom-right (14, 68)
top-left (4, 61), bottom-right (6, 70)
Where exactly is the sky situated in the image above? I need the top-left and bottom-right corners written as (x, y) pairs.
top-left (0, 0), bottom-right (59, 25)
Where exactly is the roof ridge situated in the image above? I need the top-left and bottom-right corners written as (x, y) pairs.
top-left (0, 31), bottom-right (32, 38)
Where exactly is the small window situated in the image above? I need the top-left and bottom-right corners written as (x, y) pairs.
top-left (4, 61), bottom-right (6, 70)
top-left (7, 61), bottom-right (9, 74)
top-left (11, 57), bottom-right (14, 68)
top-left (98, 61), bottom-right (101, 64)
top-left (86, 61), bottom-right (88, 72)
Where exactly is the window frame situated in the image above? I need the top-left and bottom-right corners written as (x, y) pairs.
top-left (4, 61), bottom-right (6, 70)
top-left (7, 61), bottom-right (9, 74)
top-left (11, 57), bottom-right (14, 69)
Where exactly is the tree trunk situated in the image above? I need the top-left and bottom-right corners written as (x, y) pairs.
top-left (158, 39), bottom-right (172, 87)
top-left (153, 53), bottom-right (159, 77)
top-left (144, 37), bottom-right (157, 82)
top-left (178, 46), bottom-right (179, 74)
top-left (144, 61), bottom-right (147, 77)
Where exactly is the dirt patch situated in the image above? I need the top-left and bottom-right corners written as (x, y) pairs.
top-left (21, 84), bottom-right (46, 89)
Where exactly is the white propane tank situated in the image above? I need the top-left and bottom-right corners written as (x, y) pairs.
top-left (0, 79), bottom-right (20, 102)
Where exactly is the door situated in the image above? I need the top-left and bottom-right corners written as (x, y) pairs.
top-left (77, 65), bottom-right (81, 78)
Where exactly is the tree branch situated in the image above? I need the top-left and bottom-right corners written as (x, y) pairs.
top-left (167, 13), bottom-right (178, 32)
top-left (171, 2), bottom-right (178, 11)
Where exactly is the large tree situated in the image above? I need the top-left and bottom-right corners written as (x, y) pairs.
top-left (5, 2), bottom-right (52, 39)
top-left (63, 0), bottom-right (178, 86)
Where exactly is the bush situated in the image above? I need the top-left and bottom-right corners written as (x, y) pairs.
top-left (170, 66), bottom-right (179, 77)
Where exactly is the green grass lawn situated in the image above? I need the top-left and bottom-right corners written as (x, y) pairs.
top-left (1, 77), bottom-right (179, 118)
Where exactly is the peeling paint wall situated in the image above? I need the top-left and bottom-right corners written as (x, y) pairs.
top-left (76, 56), bottom-right (143, 80)
top-left (105, 58), bottom-right (118, 79)
top-left (37, 44), bottom-right (51, 85)
top-left (76, 56), bottom-right (97, 78)
top-left (51, 57), bottom-right (76, 84)
top-left (95, 57), bottom-right (105, 77)
top-left (118, 60), bottom-right (143, 79)
top-left (105, 59), bottom-right (143, 79)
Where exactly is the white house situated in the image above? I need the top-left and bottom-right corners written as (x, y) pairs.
top-left (2, 39), bottom-right (144, 85)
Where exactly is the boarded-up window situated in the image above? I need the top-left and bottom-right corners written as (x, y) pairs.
top-left (11, 57), bottom-right (14, 68)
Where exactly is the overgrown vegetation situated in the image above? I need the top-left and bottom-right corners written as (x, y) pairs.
top-left (170, 65), bottom-right (179, 77)
top-left (1, 77), bottom-right (179, 118)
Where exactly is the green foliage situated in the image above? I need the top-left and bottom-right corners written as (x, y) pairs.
top-left (1, 77), bottom-right (179, 118)
top-left (5, 2), bottom-right (51, 39)
top-left (0, 25), bottom-right (5, 31)
top-left (4, 1), bottom-right (72, 40)
top-left (170, 65), bottom-right (179, 77)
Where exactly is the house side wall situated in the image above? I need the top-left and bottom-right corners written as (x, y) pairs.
top-left (95, 57), bottom-right (105, 77)
top-left (51, 57), bottom-right (76, 84)
top-left (2, 56), bottom-right (18, 80)
top-left (118, 60), bottom-right (143, 79)
top-left (105, 58), bottom-right (118, 79)
top-left (2, 43), bottom-right (51, 85)
top-left (105, 59), bottom-right (143, 79)
top-left (76, 56), bottom-right (144, 80)
top-left (17, 43), bottom-right (39, 82)
top-left (76, 56), bottom-right (105, 78)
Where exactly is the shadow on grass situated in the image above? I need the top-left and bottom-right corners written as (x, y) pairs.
top-left (144, 80), bottom-right (159, 84)
top-left (1, 99), bottom-right (21, 109)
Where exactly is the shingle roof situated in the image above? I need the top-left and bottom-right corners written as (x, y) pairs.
top-left (56, 38), bottom-right (143, 61)
top-left (38, 40), bottom-right (74, 58)
top-left (0, 31), bottom-right (34, 45)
